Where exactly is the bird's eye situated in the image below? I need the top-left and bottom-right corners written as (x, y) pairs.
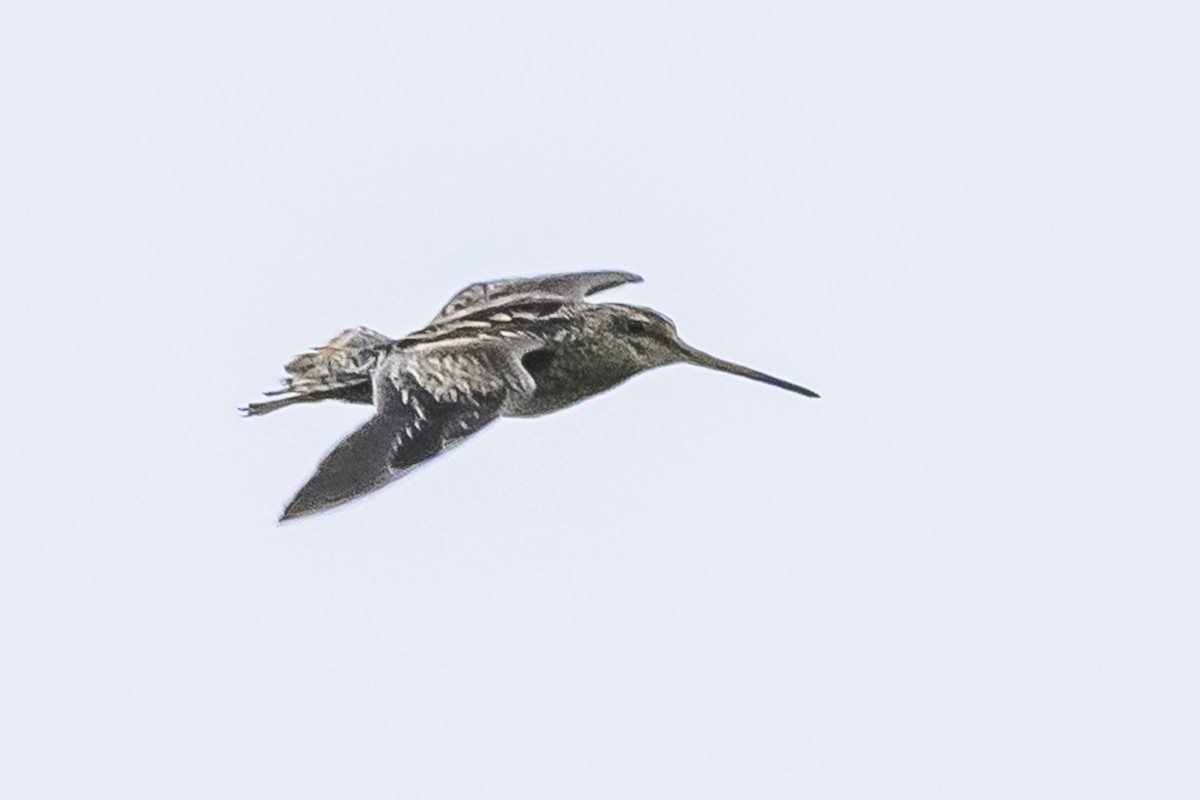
top-left (625, 319), bottom-right (649, 335)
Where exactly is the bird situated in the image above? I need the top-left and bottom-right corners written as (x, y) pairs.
top-left (243, 270), bottom-right (819, 521)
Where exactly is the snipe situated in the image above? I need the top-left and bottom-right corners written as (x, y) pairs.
top-left (243, 271), bottom-right (819, 521)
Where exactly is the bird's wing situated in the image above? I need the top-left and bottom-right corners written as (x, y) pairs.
top-left (431, 270), bottom-right (643, 324)
top-left (279, 341), bottom-right (536, 521)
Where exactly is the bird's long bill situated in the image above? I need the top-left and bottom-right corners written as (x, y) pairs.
top-left (680, 345), bottom-right (820, 398)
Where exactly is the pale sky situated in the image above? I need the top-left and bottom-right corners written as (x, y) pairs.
top-left (3, 1), bottom-right (1198, 798)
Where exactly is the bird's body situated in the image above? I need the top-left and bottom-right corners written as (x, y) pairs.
top-left (244, 271), bottom-right (818, 521)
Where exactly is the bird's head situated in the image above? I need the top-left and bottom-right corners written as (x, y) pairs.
top-left (601, 305), bottom-right (820, 398)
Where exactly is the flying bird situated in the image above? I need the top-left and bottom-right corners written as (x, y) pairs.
top-left (243, 271), bottom-right (818, 521)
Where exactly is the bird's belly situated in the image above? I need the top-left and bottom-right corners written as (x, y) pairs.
top-left (504, 358), bottom-right (633, 418)
top-left (503, 383), bottom-right (616, 417)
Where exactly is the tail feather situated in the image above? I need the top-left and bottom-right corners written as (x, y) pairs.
top-left (241, 327), bottom-right (388, 416)
top-left (282, 326), bottom-right (390, 394)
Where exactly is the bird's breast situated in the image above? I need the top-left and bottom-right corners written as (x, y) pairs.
top-left (505, 344), bottom-right (638, 417)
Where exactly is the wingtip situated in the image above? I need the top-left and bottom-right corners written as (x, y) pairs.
top-left (277, 493), bottom-right (314, 523)
top-left (597, 269), bottom-right (643, 286)
top-left (277, 505), bottom-right (305, 524)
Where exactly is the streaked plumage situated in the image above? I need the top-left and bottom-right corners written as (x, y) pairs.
top-left (243, 270), bottom-right (818, 521)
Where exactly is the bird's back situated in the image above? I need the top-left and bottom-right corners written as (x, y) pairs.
top-left (243, 271), bottom-right (645, 419)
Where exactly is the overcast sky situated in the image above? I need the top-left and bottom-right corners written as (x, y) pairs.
top-left (3, 1), bottom-right (1198, 797)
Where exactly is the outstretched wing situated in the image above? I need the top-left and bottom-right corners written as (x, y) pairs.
top-left (279, 342), bottom-right (536, 521)
top-left (432, 270), bottom-right (642, 325)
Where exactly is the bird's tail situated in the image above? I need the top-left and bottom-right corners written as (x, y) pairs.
top-left (241, 326), bottom-right (390, 416)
